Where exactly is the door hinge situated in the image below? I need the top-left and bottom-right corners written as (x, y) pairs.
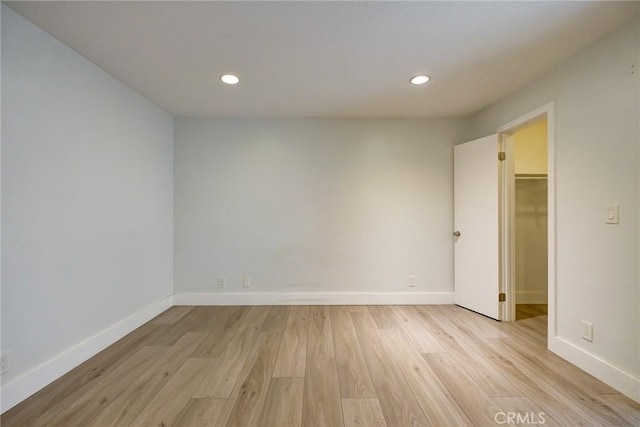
top-left (498, 292), bottom-right (506, 302)
top-left (498, 151), bottom-right (506, 161)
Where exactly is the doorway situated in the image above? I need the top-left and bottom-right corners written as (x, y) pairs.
top-left (498, 102), bottom-right (555, 337)
top-left (511, 119), bottom-right (548, 321)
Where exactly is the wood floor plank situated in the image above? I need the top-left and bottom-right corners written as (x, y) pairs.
top-left (191, 306), bottom-right (245, 358)
top-left (150, 306), bottom-right (228, 346)
top-left (262, 306), bottom-right (291, 332)
top-left (259, 378), bottom-right (304, 427)
top-left (173, 398), bottom-right (226, 427)
top-left (194, 307), bottom-right (271, 398)
top-left (44, 346), bottom-right (166, 426)
top-left (211, 305), bottom-right (271, 348)
top-left (415, 306), bottom-right (522, 398)
top-left (188, 306), bottom-right (236, 331)
top-left (436, 305), bottom-right (507, 338)
top-left (89, 331), bottom-right (208, 427)
top-left (598, 394), bottom-right (640, 425)
top-left (516, 304), bottom-right (547, 321)
top-left (500, 320), bottom-right (546, 349)
top-left (490, 337), bottom-right (633, 426)
top-left (429, 311), bottom-right (606, 426)
top-left (510, 310), bottom-right (547, 337)
top-left (142, 323), bottom-right (186, 347)
top-left (342, 399), bottom-right (387, 427)
top-left (217, 330), bottom-right (284, 427)
top-left (367, 306), bottom-right (398, 330)
top-left (390, 306), bottom-right (445, 353)
top-left (130, 358), bottom-right (212, 427)
top-left (497, 330), bottom-right (617, 395)
top-left (381, 328), bottom-right (472, 426)
top-left (302, 358), bottom-right (343, 427)
top-left (492, 397), bottom-right (561, 427)
top-left (330, 307), bottom-right (376, 399)
top-left (440, 319), bottom-right (600, 426)
top-left (347, 306), bottom-right (370, 313)
top-left (273, 306), bottom-right (309, 378)
top-left (483, 350), bottom-right (604, 425)
top-left (0, 322), bottom-right (163, 426)
top-left (351, 312), bottom-right (429, 427)
top-left (424, 352), bottom-right (507, 426)
top-left (153, 306), bottom-right (195, 324)
top-left (308, 306), bottom-right (335, 358)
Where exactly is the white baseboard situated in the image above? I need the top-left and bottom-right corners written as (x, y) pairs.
top-left (549, 336), bottom-right (640, 403)
top-left (515, 290), bottom-right (548, 304)
top-left (174, 291), bottom-right (454, 306)
top-left (0, 295), bottom-right (174, 413)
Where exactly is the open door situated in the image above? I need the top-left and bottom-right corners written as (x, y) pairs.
top-left (454, 134), bottom-right (502, 320)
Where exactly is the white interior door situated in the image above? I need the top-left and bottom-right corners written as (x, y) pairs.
top-left (454, 134), bottom-right (501, 320)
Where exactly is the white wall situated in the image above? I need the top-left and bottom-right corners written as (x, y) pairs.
top-left (174, 118), bottom-right (468, 304)
top-left (1, 6), bottom-right (174, 410)
top-left (470, 18), bottom-right (640, 400)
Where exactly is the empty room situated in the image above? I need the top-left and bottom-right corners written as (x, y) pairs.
top-left (1, 1), bottom-right (639, 426)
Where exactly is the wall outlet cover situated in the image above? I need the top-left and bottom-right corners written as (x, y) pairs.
top-left (581, 321), bottom-right (593, 342)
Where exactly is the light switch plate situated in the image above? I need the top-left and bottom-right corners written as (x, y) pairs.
top-left (605, 204), bottom-right (619, 224)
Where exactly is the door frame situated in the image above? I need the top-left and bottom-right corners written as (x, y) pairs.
top-left (497, 102), bottom-right (556, 337)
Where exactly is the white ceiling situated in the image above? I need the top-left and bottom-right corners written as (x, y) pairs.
top-left (6, 1), bottom-right (639, 118)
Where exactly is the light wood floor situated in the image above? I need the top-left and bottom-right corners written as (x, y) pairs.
top-left (516, 303), bottom-right (548, 321)
top-left (2, 304), bottom-right (639, 426)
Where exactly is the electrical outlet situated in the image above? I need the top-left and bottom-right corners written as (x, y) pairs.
top-left (242, 276), bottom-right (251, 288)
top-left (218, 277), bottom-right (226, 288)
top-left (581, 321), bottom-right (593, 342)
top-left (408, 275), bottom-right (415, 287)
top-left (1, 352), bottom-right (10, 375)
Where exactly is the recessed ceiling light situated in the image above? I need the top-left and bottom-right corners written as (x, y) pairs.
top-left (410, 75), bottom-right (430, 85)
top-left (220, 74), bottom-right (240, 85)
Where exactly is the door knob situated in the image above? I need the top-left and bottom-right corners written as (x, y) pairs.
top-left (453, 231), bottom-right (461, 237)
